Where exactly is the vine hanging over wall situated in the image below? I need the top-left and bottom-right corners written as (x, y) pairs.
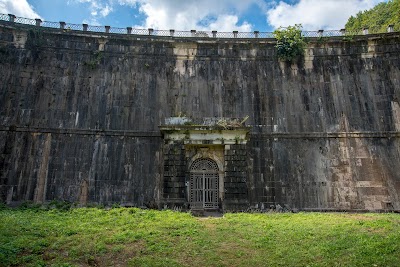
top-left (273, 24), bottom-right (306, 62)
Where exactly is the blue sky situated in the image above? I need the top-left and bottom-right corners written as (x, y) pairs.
top-left (0, 0), bottom-right (387, 32)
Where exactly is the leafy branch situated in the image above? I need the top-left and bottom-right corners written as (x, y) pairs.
top-left (273, 24), bottom-right (306, 62)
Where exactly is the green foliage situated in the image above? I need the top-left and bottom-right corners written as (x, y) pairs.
top-left (0, 209), bottom-right (399, 266)
top-left (111, 202), bottom-right (121, 208)
top-left (273, 24), bottom-right (306, 62)
top-left (47, 200), bottom-right (74, 211)
top-left (25, 29), bottom-right (47, 48)
top-left (25, 29), bottom-right (48, 61)
top-left (316, 36), bottom-right (329, 44)
top-left (18, 201), bottom-right (42, 210)
top-left (0, 202), bottom-right (8, 210)
top-left (84, 50), bottom-right (103, 69)
top-left (345, 0), bottom-right (400, 33)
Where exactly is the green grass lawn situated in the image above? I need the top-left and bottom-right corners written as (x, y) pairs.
top-left (0, 206), bottom-right (399, 267)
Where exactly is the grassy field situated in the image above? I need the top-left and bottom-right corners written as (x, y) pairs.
top-left (0, 205), bottom-right (399, 267)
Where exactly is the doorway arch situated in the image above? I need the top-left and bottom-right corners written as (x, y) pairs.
top-left (189, 158), bottom-right (219, 210)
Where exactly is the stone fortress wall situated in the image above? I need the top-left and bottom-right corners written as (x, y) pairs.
top-left (1, 18), bottom-right (400, 211)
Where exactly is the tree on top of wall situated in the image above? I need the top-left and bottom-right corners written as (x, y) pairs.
top-left (273, 24), bottom-right (306, 63)
top-left (345, 0), bottom-right (400, 33)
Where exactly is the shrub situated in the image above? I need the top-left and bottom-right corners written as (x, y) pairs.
top-left (273, 24), bottom-right (306, 62)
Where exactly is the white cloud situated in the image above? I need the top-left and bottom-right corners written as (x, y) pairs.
top-left (100, 5), bottom-right (112, 17)
top-left (0, 0), bottom-right (41, 18)
top-left (68, 0), bottom-right (260, 31)
top-left (119, 0), bottom-right (258, 31)
top-left (206, 15), bottom-right (252, 32)
top-left (70, 0), bottom-right (112, 24)
top-left (267, 0), bottom-right (384, 30)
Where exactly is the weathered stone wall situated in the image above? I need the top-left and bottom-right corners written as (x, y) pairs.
top-left (224, 144), bottom-right (248, 210)
top-left (1, 21), bottom-right (400, 211)
top-left (162, 141), bottom-right (186, 204)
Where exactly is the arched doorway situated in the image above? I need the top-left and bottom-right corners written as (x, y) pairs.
top-left (190, 158), bottom-right (219, 210)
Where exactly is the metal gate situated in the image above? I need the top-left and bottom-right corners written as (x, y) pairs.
top-left (190, 158), bottom-right (219, 210)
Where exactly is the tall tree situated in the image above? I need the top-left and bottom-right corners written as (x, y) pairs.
top-left (345, 0), bottom-right (400, 33)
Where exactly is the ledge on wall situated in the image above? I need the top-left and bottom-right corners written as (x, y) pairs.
top-left (160, 117), bottom-right (251, 145)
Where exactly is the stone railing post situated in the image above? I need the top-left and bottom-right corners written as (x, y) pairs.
top-left (387, 24), bottom-right (394, 33)
top-left (59, 21), bottom-right (66, 30)
top-left (191, 30), bottom-right (196, 37)
top-left (35, 19), bottom-right (42, 27)
top-left (363, 27), bottom-right (369, 35)
top-left (254, 31), bottom-right (259, 38)
top-left (212, 30), bottom-right (217, 38)
top-left (233, 31), bottom-right (238, 38)
top-left (148, 28), bottom-right (153, 35)
top-left (105, 26), bottom-right (110, 33)
top-left (83, 24), bottom-right (88, 31)
top-left (8, 14), bottom-right (16, 22)
top-left (127, 27), bottom-right (132, 34)
top-left (170, 29), bottom-right (175, 36)
top-left (318, 29), bottom-right (324, 37)
top-left (340, 29), bottom-right (346, 35)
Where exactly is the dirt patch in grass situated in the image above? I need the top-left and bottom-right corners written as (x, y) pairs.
top-left (199, 218), bottom-right (218, 230)
top-left (343, 214), bottom-right (378, 221)
top-left (97, 241), bottom-right (146, 267)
